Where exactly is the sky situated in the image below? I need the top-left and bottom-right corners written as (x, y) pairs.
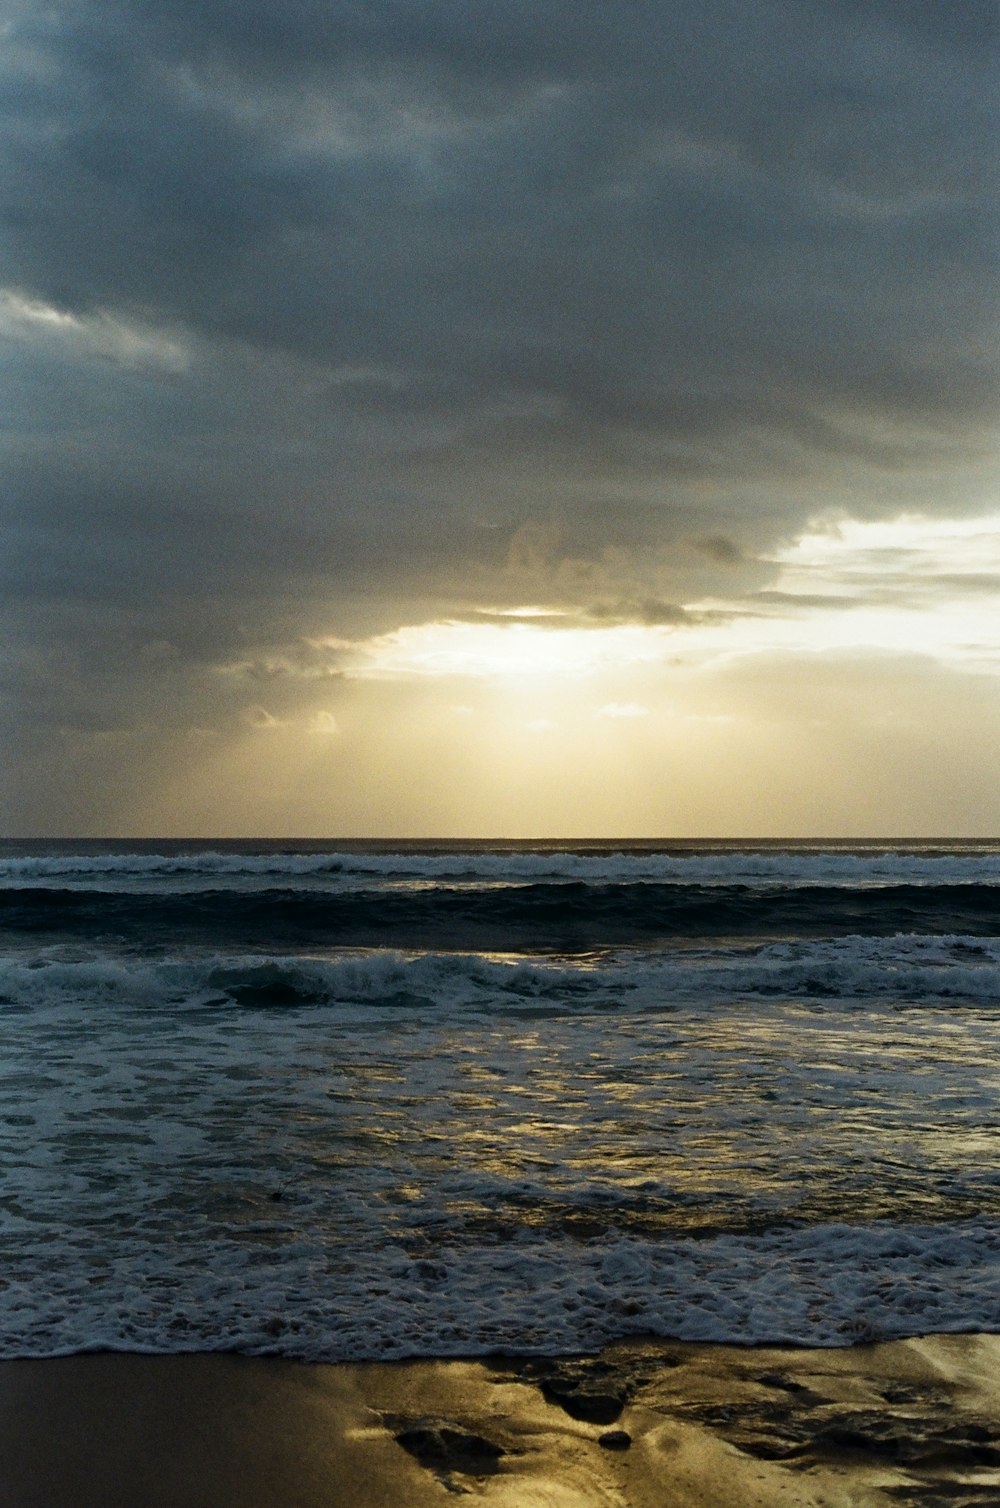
top-left (2, 0), bottom-right (998, 836)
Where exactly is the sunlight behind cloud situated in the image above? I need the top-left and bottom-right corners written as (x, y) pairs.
top-left (775, 514), bottom-right (1000, 587)
top-left (685, 513), bottom-right (1000, 673)
top-left (348, 619), bottom-right (674, 680)
top-left (338, 512), bottom-right (1000, 688)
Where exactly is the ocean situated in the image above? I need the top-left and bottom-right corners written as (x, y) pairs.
top-left (1, 838), bottom-right (998, 1360)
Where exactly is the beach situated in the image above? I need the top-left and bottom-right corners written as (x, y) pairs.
top-left (3, 1335), bottom-right (999, 1506)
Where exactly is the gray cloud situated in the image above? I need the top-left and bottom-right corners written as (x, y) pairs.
top-left (1, 0), bottom-right (997, 826)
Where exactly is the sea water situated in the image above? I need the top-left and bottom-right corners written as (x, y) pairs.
top-left (0, 838), bottom-right (998, 1359)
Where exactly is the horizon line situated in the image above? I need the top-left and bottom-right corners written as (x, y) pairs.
top-left (3, 834), bottom-right (1000, 845)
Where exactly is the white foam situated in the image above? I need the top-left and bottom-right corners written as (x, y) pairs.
top-left (1, 1221), bottom-right (997, 1360)
top-left (4, 847), bottom-right (1000, 888)
top-left (3, 935), bottom-right (1000, 1013)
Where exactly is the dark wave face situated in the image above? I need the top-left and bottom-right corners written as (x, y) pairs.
top-left (4, 879), bottom-right (1000, 951)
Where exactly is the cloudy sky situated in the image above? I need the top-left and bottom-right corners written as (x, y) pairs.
top-left (2, 0), bottom-right (998, 835)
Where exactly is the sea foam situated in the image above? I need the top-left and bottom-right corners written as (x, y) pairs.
top-left (2, 1220), bottom-right (997, 1361)
top-left (4, 935), bottom-right (1000, 1013)
top-left (4, 847), bottom-right (1000, 888)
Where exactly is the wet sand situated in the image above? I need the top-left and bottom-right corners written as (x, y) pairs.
top-left (1, 1334), bottom-right (998, 1506)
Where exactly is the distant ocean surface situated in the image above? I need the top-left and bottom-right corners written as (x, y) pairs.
top-left (1, 838), bottom-right (999, 1360)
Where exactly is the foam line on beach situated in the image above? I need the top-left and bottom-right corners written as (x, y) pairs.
top-left (3, 1220), bottom-right (998, 1362)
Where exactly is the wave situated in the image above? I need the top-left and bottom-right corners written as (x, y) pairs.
top-left (0, 948), bottom-right (603, 1013)
top-left (3, 880), bottom-right (1000, 949)
top-left (5, 935), bottom-right (1000, 1012)
top-left (5, 848), bottom-right (1000, 887)
top-left (3, 1218), bottom-right (998, 1360)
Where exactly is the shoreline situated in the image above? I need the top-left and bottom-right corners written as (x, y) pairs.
top-left (1, 1334), bottom-right (998, 1505)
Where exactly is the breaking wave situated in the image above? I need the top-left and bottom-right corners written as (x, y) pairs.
top-left (4, 846), bottom-right (1000, 887)
top-left (5, 934), bottom-right (1000, 1013)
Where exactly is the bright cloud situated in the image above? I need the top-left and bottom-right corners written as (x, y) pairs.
top-left (774, 514), bottom-right (1000, 590)
top-left (595, 702), bottom-right (650, 718)
top-left (243, 705), bottom-right (286, 729)
top-left (0, 288), bottom-right (190, 372)
top-left (342, 619), bottom-right (675, 681)
top-left (683, 513), bottom-right (1000, 673)
top-left (307, 710), bottom-right (339, 734)
top-left (333, 514), bottom-right (1000, 683)
top-left (223, 512), bottom-right (1000, 699)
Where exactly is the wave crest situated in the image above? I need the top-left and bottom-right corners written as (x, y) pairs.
top-left (5, 936), bottom-right (1000, 1012)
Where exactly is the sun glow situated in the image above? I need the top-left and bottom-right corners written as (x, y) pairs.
top-left (312, 513), bottom-right (1000, 690)
top-left (165, 511), bottom-right (1000, 836)
top-left (348, 619), bottom-right (674, 680)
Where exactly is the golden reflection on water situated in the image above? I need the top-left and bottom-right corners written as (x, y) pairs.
top-left (262, 994), bottom-right (1000, 1244)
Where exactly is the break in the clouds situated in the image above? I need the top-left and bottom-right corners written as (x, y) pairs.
top-left (1, 0), bottom-right (998, 833)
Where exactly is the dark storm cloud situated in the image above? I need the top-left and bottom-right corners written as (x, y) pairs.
top-left (8, 0), bottom-right (996, 386)
top-left (1, 0), bottom-right (997, 782)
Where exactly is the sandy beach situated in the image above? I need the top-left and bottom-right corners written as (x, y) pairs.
top-left (1, 1334), bottom-right (998, 1506)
